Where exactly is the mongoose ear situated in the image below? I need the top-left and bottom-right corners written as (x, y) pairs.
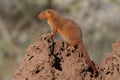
top-left (46, 9), bottom-right (53, 14)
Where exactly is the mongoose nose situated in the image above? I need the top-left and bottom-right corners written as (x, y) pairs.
top-left (38, 13), bottom-right (43, 19)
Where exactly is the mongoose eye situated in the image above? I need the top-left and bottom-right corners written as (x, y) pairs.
top-left (46, 10), bottom-right (52, 14)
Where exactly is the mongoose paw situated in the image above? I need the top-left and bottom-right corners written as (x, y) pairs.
top-left (47, 33), bottom-right (54, 37)
top-left (67, 46), bottom-right (75, 52)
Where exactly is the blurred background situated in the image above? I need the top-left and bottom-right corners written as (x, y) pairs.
top-left (0, 0), bottom-right (120, 80)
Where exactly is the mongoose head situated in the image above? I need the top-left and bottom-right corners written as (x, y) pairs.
top-left (38, 9), bottom-right (58, 20)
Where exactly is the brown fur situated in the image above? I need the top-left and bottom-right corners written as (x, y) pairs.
top-left (38, 9), bottom-right (97, 73)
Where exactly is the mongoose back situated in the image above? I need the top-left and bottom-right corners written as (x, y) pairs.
top-left (38, 9), bottom-right (97, 73)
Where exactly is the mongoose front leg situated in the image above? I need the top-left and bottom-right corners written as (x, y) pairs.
top-left (49, 27), bottom-right (57, 37)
